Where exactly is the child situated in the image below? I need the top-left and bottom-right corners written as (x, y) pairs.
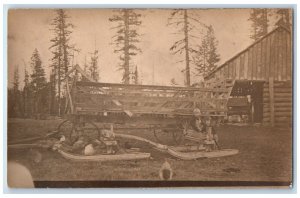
top-left (191, 108), bottom-right (206, 133)
top-left (204, 117), bottom-right (219, 151)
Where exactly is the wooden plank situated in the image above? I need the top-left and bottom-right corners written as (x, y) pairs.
top-left (274, 31), bottom-right (279, 81)
top-left (261, 38), bottom-right (266, 80)
top-left (244, 51), bottom-right (248, 79)
top-left (225, 64), bottom-right (229, 78)
top-left (278, 31), bottom-right (283, 81)
top-left (229, 61), bottom-right (233, 79)
top-left (257, 41), bottom-right (262, 80)
top-left (239, 53), bottom-right (244, 80)
top-left (269, 77), bottom-right (275, 127)
top-left (232, 60), bottom-right (236, 79)
top-left (265, 36), bottom-right (271, 79)
top-left (263, 106), bottom-right (292, 113)
top-left (269, 32), bottom-right (275, 79)
top-left (263, 97), bottom-right (292, 103)
top-left (252, 44), bottom-right (257, 80)
top-left (248, 48), bottom-right (253, 80)
top-left (235, 57), bottom-right (240, 79)
top-left (282, 31), bottom-right (287, 81)
top-left (286, 32), bottom-right (292, 81)
top-left (263, 111), bottom-right (292, 117)
top-left (220, 67), bottom-right (224, 78)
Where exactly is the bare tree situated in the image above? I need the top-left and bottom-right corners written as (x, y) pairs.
top-left (109, 9), bottom-right (142, 84)
top-left (167, 9), bottom-right (207, 86)
top-left (49, 9), bottom-right (74, 116)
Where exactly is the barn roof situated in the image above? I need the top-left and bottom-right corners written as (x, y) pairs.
top-left (204, 26), bottom-right (291, 80)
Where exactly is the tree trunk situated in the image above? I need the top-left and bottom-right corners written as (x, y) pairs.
top-left (58, 48), bottom-right (61, 117)
top-left (124, 10), bottom-right (130, 84)
top-left (184, 10), bottom-right (191, 86)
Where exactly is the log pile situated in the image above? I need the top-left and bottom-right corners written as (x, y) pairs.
top-left (263, 80), bottom-right (292, 127)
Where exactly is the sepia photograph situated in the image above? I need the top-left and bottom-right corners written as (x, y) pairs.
top-left (6, 7), bottom-right (293, 188)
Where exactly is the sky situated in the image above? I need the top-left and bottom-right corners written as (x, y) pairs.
top-left (8, 8), bottom-right (265, 87)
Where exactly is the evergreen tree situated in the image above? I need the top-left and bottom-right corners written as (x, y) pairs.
top-left (109, 9), bottom-right (142, 84)
top-left (248, 9), bottom-right (269, 41)
top-left (11, 66), bottom-right (20, 117)
top-left (89, 50), bottom-right (99, 82)
top-left (167, 9), bottom-right (207, 86)
top-left (275, 9), bottom-right (291, 29)
top-left (30, 49), bottom-right (47, 114)
top-left (49, 9), bottom-right (74, 116)
top-left (49, 69), bottom-right (57, 115)
top-left (13, 66), bottom-right (19, 92)
top-left (23, 66), bottom-right (30, 117)
top-left (194, 25), bottom-right (220, 77)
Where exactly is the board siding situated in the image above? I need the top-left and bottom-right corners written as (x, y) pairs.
top-left (235, 57), bottom-right (240, 79)
top-left (286, 33), bottom-right (291, 80)
top-left (266, 36), bottom-right (270, 79)
top-left (257, 41), bottom-right (262, 80)
top-left (248, 47), bottom-right (253, 80)
top-left (205, 28), bottom-right (291, 83)
top-left (252, 44), bottom-right (257, 80)
top-left (282, 31), bottom-right (287, 81)
top-left (240, 53), bottom-right (245, 79)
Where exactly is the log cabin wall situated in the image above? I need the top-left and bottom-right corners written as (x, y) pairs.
top-left (263, 80), bottom-right (292, 127)
top-left (205, 26), bottom-right (292, 127)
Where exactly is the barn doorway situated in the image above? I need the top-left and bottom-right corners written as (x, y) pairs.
top-left (230, 80), bottom-right (264, 123)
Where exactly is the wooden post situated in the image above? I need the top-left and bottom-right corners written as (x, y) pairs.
top-left (269, 77), bottom-right (275, 127)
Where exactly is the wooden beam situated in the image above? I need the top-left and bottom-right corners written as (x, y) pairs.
top-left (244, 51), bottom-right (248, 79)
top-left (266, 35), bottom-right (270, 79)
top-left (269, 77), bottom-right (275, 127)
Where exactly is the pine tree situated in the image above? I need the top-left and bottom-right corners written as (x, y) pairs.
top-left (50, 9), bottom-right (74, 116)
top-left (194, 25), bottom-right (220, 77)
top-left (249, 9), bottom-right (268, 41)
top-left (89, 50), bottom-right (99, 82)
top-left (30, 49), bottom-right (47, 115)
top-left (11, 66), bottom-right (20, 117)
top-left (109, 9), bottom-right (142, 84)
top-left (23, 66), bottom-right (30, 117)
top-left (168, 9), bottom-right (207, 86)
top-left (13, 66), bottom-right (19, 92)
top-left (49, 69), bottom-right (56, 114)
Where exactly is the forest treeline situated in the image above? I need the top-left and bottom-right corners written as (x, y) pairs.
top-left (8, 8), bottom-right (291, 118)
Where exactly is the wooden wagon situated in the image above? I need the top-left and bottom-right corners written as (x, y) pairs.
top-left (57, 65), bottom-right (233, 145)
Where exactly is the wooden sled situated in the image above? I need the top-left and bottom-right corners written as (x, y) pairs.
top-left (57, 149), bottom-right (151, 162)
top-left (115, 133), bottom-right (239, 160)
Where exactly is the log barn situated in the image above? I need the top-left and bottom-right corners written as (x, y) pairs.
top-left (204, 26), bottom-right (292, 127)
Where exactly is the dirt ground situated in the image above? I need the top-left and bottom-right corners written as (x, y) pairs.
top-left (7, 118), bottom-right (292, 183)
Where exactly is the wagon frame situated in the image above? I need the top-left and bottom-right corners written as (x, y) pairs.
top-left (58, 64), bottom-right (234, 145)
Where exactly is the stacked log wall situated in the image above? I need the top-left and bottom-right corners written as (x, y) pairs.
top-left (263, 80), bottom-right (292, 127)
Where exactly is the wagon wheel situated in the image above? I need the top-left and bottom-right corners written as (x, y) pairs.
top-left (57, 120), bottom-right (101, 145)
top-left (173, 119), bottom-right (190, 145)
